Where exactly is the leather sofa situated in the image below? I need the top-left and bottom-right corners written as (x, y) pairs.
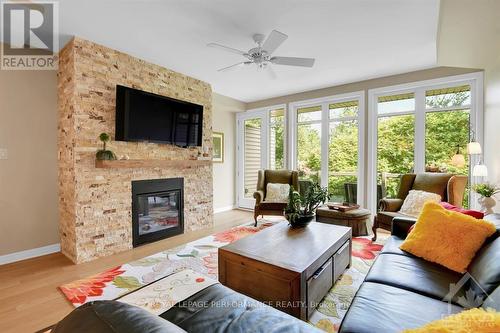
top-left (373, 173), bottom-right (467, 241)
top-left (339, 213), bottom-right (500, 333)
top-left (53, 283), bottom-right (322, 333)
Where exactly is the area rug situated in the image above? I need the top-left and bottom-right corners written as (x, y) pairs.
top-left (59, 219), bottom-right (387, 333)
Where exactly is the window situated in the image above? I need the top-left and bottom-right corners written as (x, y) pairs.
top-left (292, 93), bottom-right (364, 204)
top-left (269, 108), bottom-right (285, 169)
top-left (425, 85), bottom-right (471, 207)
top-left (369, 73), bottom-right (483, 213)
top-left (243, 118), bottom-right (262, 198)
top-left (377, 93), bottom-right (415, 198)
top-left (328, 101), bottom-right (359, 202)
top-left (296, 105), bottom-right (322, 184)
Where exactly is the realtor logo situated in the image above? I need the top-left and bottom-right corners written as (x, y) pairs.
top-left (443, 273), bottom-right (495, 315)
top-left (1, 1), bottom-right (58, 70)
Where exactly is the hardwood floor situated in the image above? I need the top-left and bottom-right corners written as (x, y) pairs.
top-left (0, 209), bottom-right (253, 333)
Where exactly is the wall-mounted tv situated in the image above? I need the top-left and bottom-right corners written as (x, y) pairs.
top-left (115, 85), bottom-right (203, 147)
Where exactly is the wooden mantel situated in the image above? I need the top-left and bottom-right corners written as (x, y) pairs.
top-left (95, 159), bottom-right (211, 169)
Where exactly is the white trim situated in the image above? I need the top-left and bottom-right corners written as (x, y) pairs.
top-left (214, 205), bottom-right (236, 214)
top-left (367, 72), bottom-right (484, 213)
top-left (0, 243), bottom-right (60, 265)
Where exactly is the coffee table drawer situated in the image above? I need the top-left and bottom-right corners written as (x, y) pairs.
top-left (307, 257), bottom-right (333, 319)
top-left (334, 240), bottom-right (350, 282)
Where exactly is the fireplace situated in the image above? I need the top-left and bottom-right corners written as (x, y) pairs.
top-left (132, 178), bottom-right (184, 247)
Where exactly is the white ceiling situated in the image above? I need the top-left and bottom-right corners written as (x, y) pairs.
top-left (56, 0), bottom-right (440, 102)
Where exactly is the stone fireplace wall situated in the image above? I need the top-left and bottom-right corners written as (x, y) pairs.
top-left (58, 37), bottom-right (213, 264)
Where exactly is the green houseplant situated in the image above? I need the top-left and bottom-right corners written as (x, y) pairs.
top-left (95, 132), bottom-right (117, 161)
top-left (473, 183), bottom-right (499, 215)
top-left (284, 183), bottom-right (328, 227)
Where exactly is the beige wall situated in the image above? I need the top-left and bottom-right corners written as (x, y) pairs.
top-left (0, 66), bottom-right (242, 257)
top-left (0, 68), bottom-right (58, 256)
top-left (246, 66), bottom-right (481, 207)
top-left (212, 93), bottom-right (245, 211)
top-left (438, 0), bottom-right (500, 211)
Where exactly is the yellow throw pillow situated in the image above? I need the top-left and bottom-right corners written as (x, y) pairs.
top-left (403, 308), bottom-right (500, 333)
top-left (400, 201), bottom-right (496, 273)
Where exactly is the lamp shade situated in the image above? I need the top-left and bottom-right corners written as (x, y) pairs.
top-left (450, 153), bottom-right (466, 167)
top-left (467, 142), bottom-right (482, 155)
top-left (472, 164), bottom-right (488, 177)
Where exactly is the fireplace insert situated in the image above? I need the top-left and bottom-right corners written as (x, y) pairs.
top-left (132, 178), bottom-right (184, 247)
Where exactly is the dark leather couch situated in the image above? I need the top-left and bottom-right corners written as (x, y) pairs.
top-left (53, 283), bottom-right (322, 333)
top-left (339, 213), bottom-right (500, 333)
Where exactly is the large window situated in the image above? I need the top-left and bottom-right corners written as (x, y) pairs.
top-left (328, 101), bottom-right (359, 202)
top-left (296, 106), bottom-right (322, 184)
top-left (269, 108), bottom-right (285, 169)
top-left (425, 85), bottom-right (471, 206)
top-left (377, 93), bottom-right (416, 198)
top-left (293, 93), bottom-right (364, 204)
top-left (369, 74), bottom-right (482, 212)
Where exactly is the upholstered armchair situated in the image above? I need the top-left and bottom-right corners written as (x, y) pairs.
top-left (253, 170), bottom-right (299, 226)
top-left (372, 173), bottom-right (467, 241)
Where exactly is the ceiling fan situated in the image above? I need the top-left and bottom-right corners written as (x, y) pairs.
top-left (207, 30), bottom-right (315, 78)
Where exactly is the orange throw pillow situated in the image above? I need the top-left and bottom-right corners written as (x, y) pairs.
top-left (400, 201), bottom-right (496, 273)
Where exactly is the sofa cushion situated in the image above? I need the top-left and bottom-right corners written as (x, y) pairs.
top-left (365, 253), bottom-right (466, 304)
top-left (482, 286), bottom-right (500, 311)
top-left (52, 300), bottom-right (186, 333)
top-left (380, 236), bottom-right (413, 256)
top-left (162, 284), bottom-right (322, 333)
top-left (468, 237), bottom-right (500, 300)
top-left (338, 282), bottom-right (463, 333)
top-left (400, 202), bottom-right (496, 273)
top-left (399, 190), bottom-right (441, 217)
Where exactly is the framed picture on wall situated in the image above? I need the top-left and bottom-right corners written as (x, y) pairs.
top-left (212, 132), bottom-right (224, 163)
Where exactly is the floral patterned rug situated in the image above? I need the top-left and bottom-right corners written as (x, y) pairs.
top-left (59, 219), bottom-right (387, 332)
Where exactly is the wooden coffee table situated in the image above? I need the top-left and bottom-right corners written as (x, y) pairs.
top-left (218, 222), bottom-right (351, 320)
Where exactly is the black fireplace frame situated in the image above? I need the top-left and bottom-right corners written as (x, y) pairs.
top-left (131, 178), bottom-right (184, 247)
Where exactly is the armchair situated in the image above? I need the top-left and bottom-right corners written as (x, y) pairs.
top-left (253, 169), bottom-right (299, 226)
top-left (372, 173), bottom-right (467, 241)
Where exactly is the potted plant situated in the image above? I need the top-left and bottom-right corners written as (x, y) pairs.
top-left (284, 183), bottom-right (328, 227)
top-left (473, 183), bottom-right (499, 215)
top-left (96, 132), bottom-right (117, 160)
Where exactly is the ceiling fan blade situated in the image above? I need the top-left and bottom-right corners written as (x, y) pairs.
top-left (262, 30), bottom-right (288, 55)
top-left (267, 65), bottom-right (277, 80)
top-left (207, 43), bottom-right (247, 56)
top-left (270, 56), bottom-right (315, 67)
top-left (217, 62), bottom-right (251, 72)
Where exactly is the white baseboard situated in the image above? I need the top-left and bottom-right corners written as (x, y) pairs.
top-left (0, 243), bottom-right (61, 265)
top-left (214, 205), bottom-right (236, 214)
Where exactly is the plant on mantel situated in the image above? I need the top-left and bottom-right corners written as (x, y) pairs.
top-left (473, 182), bottom-right (499, 215)
top-left (95, 132), bottom-right (117, 161)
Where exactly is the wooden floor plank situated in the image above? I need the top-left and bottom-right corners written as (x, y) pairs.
top-left (0, 209), bottom-right (253, 333)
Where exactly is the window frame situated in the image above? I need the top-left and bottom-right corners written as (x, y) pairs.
top-left (289, 91), bottom-right (365, 205)
top-left (367, 72), bottom-right (484, 213)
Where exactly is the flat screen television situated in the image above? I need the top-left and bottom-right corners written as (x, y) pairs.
top-left (115, 85), bottom-right (203, 147)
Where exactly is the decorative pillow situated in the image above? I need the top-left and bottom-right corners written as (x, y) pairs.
top-left (403, 308), bottom-right (500, 333)
top-left (399, 190), bottom-right (441, 217)
top-left (440, 202), bottom-right (484, 219)
top-left (400, 201), bottom-right (496, 273)
top-left (265, 183), bottom-right (290, 202)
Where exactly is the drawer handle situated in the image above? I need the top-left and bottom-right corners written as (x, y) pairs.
top-left (338, 241), bottom-right (349, 253)
top-left (313, 263), bottom-right (329, 279)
